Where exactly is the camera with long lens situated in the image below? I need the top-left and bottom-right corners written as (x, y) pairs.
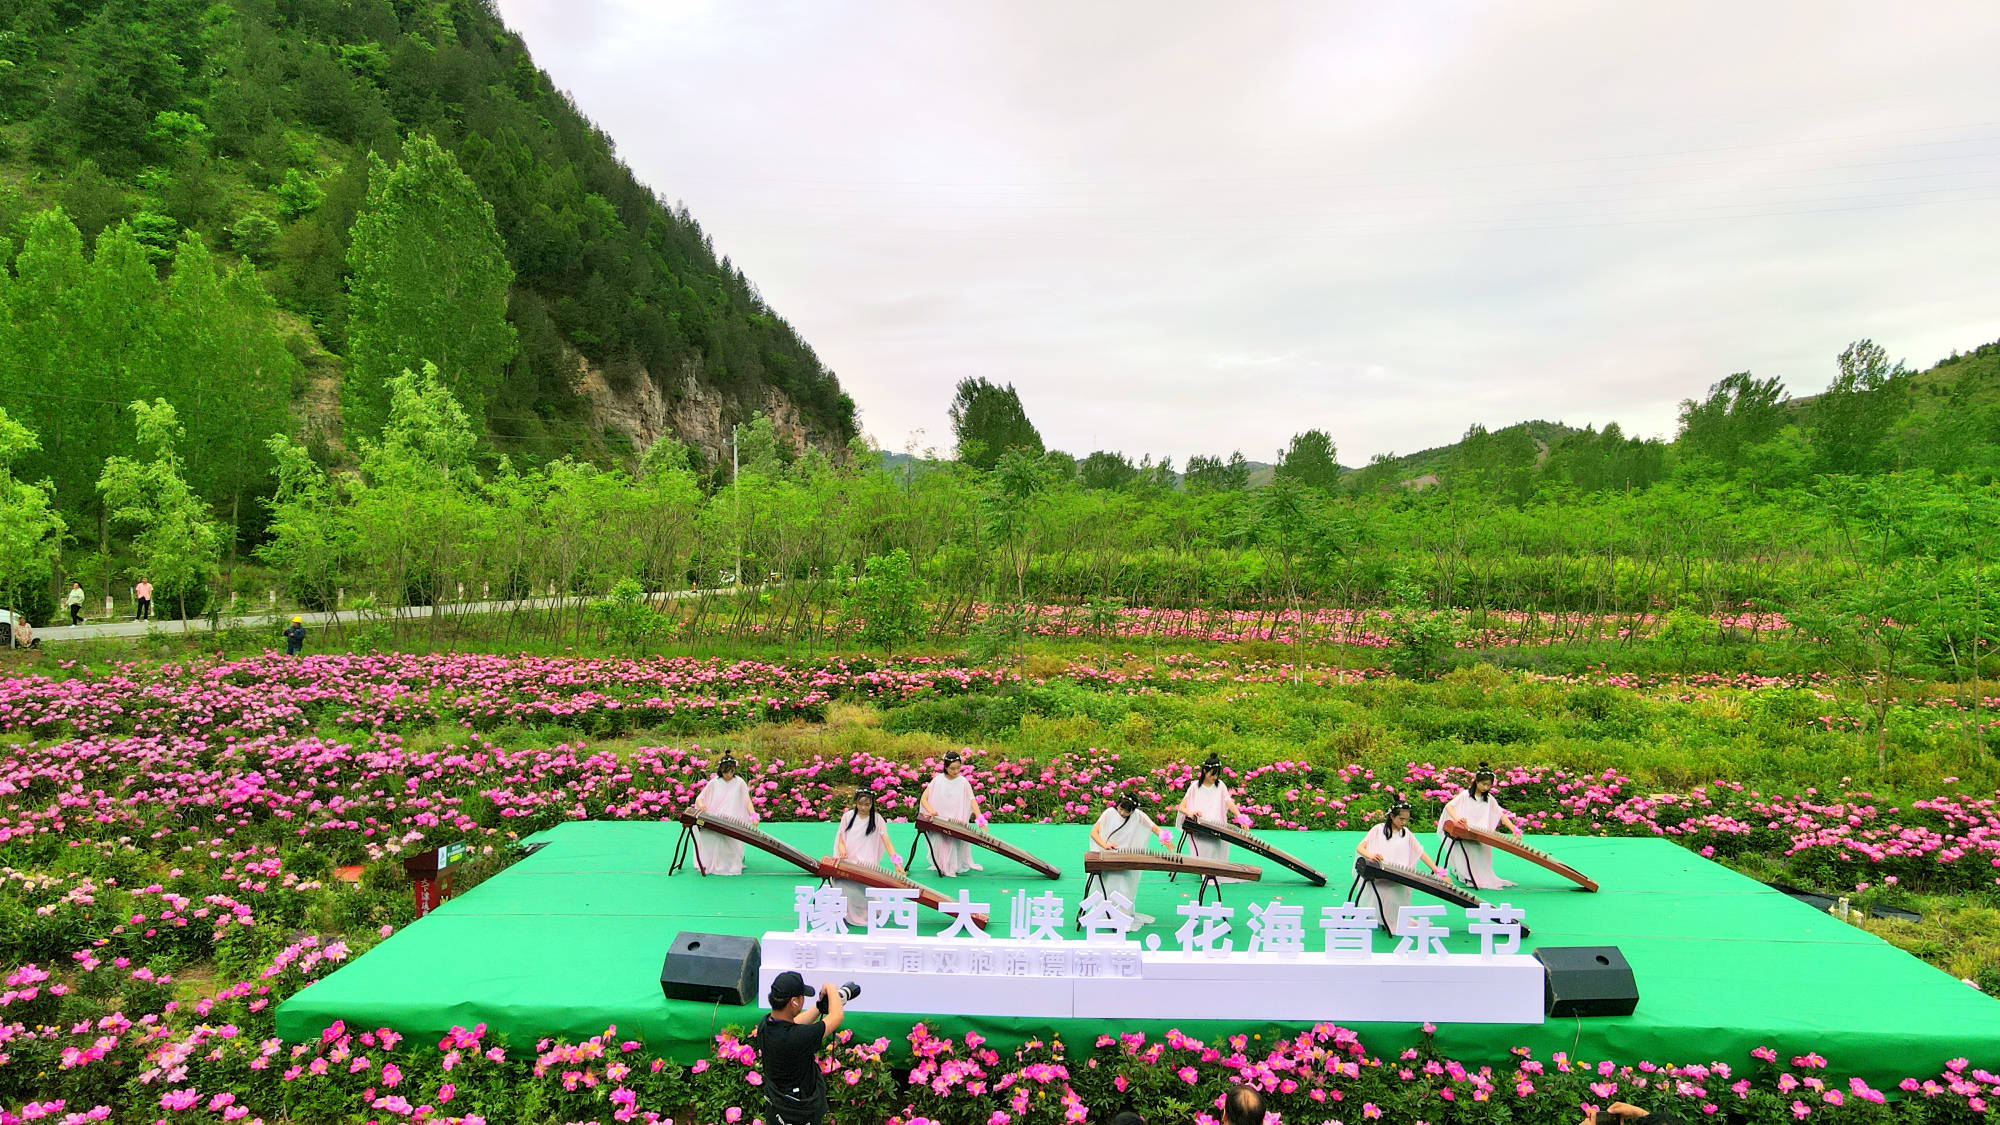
top-left (816, 981), bottom-right (861, 1013)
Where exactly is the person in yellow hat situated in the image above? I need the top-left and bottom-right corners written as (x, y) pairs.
top-left (283, 615), bottom-right (307, 656)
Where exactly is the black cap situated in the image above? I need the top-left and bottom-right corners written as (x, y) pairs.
top-left (769, 970), bottom-right (813, 1006)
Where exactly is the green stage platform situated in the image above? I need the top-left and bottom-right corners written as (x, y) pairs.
top-left (276, 820), bottom-right (2000, 1081)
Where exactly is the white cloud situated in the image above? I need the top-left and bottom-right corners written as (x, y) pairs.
top-left (494, 0), bottom-right (2000, 463)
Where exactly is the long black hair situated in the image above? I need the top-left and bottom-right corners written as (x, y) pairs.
top-left (1470, 762), bottom-right (1497, 802)
top-left (843, 790), bottom-right (882, 836)
top-left (1384, 798), bottom-right (1413, 838)
top-left (1196, 753), bottom-right (1224, 787)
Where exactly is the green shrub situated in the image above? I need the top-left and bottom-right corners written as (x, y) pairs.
top-left (881, 693), bottom-right (1025, 739)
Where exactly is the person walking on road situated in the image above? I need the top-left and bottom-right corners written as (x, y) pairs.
top-left (283, 616), bottom-right (306, 656)
top-left (133, 578), bottom-right (153, 621)
top-left (66, 582), bottom-right (84, 626)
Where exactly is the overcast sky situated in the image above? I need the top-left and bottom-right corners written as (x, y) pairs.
top-left (493, 0), bottom-right (2000, 465)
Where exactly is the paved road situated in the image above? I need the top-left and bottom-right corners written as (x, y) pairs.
top-left (27, 587), bottom-right (732, 645)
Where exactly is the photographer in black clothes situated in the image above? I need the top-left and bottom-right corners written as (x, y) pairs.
top-left (757, 971), bottom-right (846, 1125)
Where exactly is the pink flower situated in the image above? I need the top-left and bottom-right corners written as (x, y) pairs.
top-left (1791, 1100), bottom-right (1811, 1119)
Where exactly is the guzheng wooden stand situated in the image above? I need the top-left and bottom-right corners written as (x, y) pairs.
top-left (668, 818), bottom-right (703, 876)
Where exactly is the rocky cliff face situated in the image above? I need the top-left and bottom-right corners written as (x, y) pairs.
top-left (575, 354), bottom-right (834, 468)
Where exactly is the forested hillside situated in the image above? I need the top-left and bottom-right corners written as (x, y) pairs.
top-left (0, 0), bottom-right (856, 528)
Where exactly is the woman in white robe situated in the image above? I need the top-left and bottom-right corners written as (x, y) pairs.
top-left (690, 755), bottom-right (756, 875)
top-left (1435, 763), bottom-right (1523, 889)
top-left (1089, 794), bottom-right (1162, 925)
top-left (919, 750), bottom-right (985, 876)
top-left (1176, 755), bottom-right (1241, 864)
top-left (831, 789), bottom-right (902, 926)
top-left (1355, 801), bottom-right (1450, 936)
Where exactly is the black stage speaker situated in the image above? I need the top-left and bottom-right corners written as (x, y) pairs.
top-left (1533, 945), bottom-right (1638, 1017)
top-left (660, 932), bottom-right (761, 1005)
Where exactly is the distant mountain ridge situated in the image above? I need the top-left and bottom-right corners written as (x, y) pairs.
top-left (883, 338), bottom-right (1999, 493)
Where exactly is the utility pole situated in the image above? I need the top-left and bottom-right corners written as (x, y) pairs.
top-left (732, 423), bottom-right (742, 587)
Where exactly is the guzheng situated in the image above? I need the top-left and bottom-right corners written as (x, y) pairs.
top-left (1084, 850), bottom-right (1263, 882)
top-left (1182, 813), bottom-right (1327, 886)
top-left (1353, 856), bottom-right (1531, 935)
top-left (816, 857), bottom-right (989, 928)
top-left (1442, 818), bottom-right (1598, 892)
top-left (676, 808), bottom-right (818, 875)
top-left (913, 812), bottom-right (1062, 879)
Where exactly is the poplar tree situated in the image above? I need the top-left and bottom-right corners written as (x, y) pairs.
top-left (96, 400), bottom-right (221, 621)
top-left (0, 409), bottom-right (65, 623)
top-left (344, 136), bottom-right (516, 439)
top-left (1275, 429), bottom-right (1340, 491)
top-left (949, 378), bottom-right (1043, 471)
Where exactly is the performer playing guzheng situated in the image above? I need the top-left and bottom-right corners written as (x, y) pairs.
top-left (1176, 753), bottom-right (1243, 864)
top-left (919, 750), bottom-right (985, 876)
top-left (1356, 800), bottom-right (1451, 935)
top-left (1090, 793), bottom-right (1162, 925)
top-left (1436, 762), bottom-right (1524, 888)
top-left (691, 755), bottom-right (756, 875)
top-left (832, 789), bottom-right (904, 925)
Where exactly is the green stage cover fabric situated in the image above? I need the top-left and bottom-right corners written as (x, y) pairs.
top-left (276, 820), bottom-right (2000, 1081)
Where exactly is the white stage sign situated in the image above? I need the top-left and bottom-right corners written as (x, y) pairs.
top-left (759, 886), bottom-right (1543, 1025)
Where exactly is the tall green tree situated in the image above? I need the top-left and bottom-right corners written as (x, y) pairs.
top-left (344, 136), bottom-right (517, 439)
top-left (1677, 372), bottom-right (1789, 475)
top-left (1806, 340), bottom-right (1911, 475)
top-left (96, 399), bottom-right (221, 621)
top-left (985, 449), bottom-right (1050, 604)
top-left (1275, 429), bottom-right (1340, 491)
top-left (1185, 451), bottom-right (1251, 493)
top-left (1078, 450), bottom-right (1137, 491)
top-left (156, 234), bottom-right (298, 548)
top-left (948, 378), bottom-right (1043, 471)
top-left (845, 548), bottom-right (928, 655)
top-left (258, 434), bottom-right (355, 611)
top-left (0, 408), bottom-right (65, 625)
top-left (348, 362), bottom-right (487, 613)
top-left (1244, 475), bottom-right (1329, 682)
